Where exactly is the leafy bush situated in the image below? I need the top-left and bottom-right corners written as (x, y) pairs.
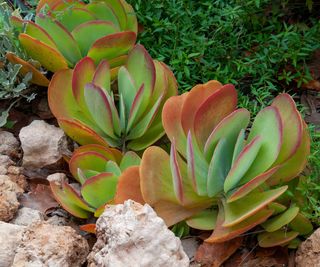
top-left (129, 0), bottom-right (320, 108)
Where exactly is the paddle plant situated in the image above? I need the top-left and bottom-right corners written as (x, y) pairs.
top-left (10, 0), bottom-right (137, 73)
top-left (116, 80), bottom-right (311, 247)
top-left (49, 144), bottom-right (143, 219)
top-left (48, 44), bottom-right (177, 151)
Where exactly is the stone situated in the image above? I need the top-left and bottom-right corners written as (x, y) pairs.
top-left (19, 120), bottom-right (68, 169)
top-left (10, 207), bottom-right (44, 226)
top-left (0, 222), bottom-right (25, 267)
top-left (7, 166), bottom-right (27, 191)
top-left (0, 154), bottom-right (14, 175)
top-left (296, 228), bottom-right (320, 267)
top-left (0, 131), bottom-right (20, 158)
top-left (12, 222), bottom-right (89, 267)
top-left (88, 200), bottom-right (189, 267)
top-left (0, 175), bottom-right (23, 222)
top-left (181, 237), bottom-right (199, 261)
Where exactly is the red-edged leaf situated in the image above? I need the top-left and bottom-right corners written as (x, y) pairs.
top-left (114, 166), bottom-right (144, 204)
top-left (227, 166), bottom-right (280, 203)
top-left (81, 172), bottom-right (118, 208)
top-left (206, 206), bottom-right (273, 243)
top-left (92, 60), bottom-right (111, 93)
top-left (181, 80), bottom-right (222, 133)
top-left (24, 20), bottom-right (57, 48)
top-left (87, 31), bottom-right (136, 65)
top-left (271, 93), bottom-right (303, 164)
top-left (72, 20), bottom-right (118, 56)
top-left (170, 141), bottom-right (184, 203)
top-left (258, 230), bottom-right (299, 248)
top-left (223, 186), bottom-right (287, 227)
top-left (58, 118), bottom-right (108, 146)
top-left (59, 7), bottom-right (96, 32)
top-left (194, 84), bottom-right (237, 148)
top-left (6, 52), bottom-right (49, 86)
top-left (80, 223), bottom-right (96, 234)
top-left (19, 33), bottom-right (68, 72)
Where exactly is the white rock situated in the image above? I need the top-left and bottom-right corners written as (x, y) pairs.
top-left (296, 228), bottom-right (320, 267)
top-left (10, 207), bottom-right (44, 226)
top-left (88, 200), bottom-right (189, 267)
top-left (19, 120), bottom-right (67, 168)
top-left (0, 222), bottom-right (25, 267)
top-left (0, 175), bottom-right (23, 222)
top-left (12, 222), bottom-right (89, 267)
top-left (0, 131), bottom-right (19, 157)
top-left (0, 154), bottom-right (14, 175)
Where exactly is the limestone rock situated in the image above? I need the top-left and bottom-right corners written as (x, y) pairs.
top-left (0, 222), bottom-right (25, 267)
top-left (19, 120), bottom-right (68, 168)
top-left (296, 228), bottom-right (320, 267)
top-left (0, 154), bottom-right (14, 175)
top-left (0, 175), bottom-right (23, 221)
top-left (0, 131), bottom-right (20, 158)
top-left (7, 166), bottom-right (27, 190)
top-left (88, 200), bottom-right (189, 267)
top-left (10, 207), bottom-right (44, 226)
top-left (12, 222), bottom-right (89, 267)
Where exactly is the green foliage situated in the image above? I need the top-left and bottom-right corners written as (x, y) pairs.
top-left (0, 2), bottom-right (35, 126)
top-left (129, 0), bottom-right (320, 108)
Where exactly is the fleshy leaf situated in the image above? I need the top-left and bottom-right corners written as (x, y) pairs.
top-left (19, 33), bottom-right (68, 72)
top-left (231, 129), bottom-right (246, 166)
top-left (59, 7), bottom-right (96, 32)
top-left (114, 166), bottom-right (144, 204)
top-left (289, 213), bottom-right (313, 235)
top-left (69, 151), bottom-right (109, 181)
top-left (170, 141), bottom-right (184, 204)
top-left (224, 136), bottom-right (262, 193)
top-left (119, 151), bottom-right (141, 171)
top-left (50, 181), bottom-right (93, 218)
top-left (58, 118), bottom-right (108, 146)
top-left (207, 138), bottom-right (230, 197)
top-left (186, 209), bottom-right (218, 230)
top-left (81, 172), bottom-right (118, 208)
top-left (271, 93), bottom-right (303, 164)
top-left (206, 206), bottom-right (273, 243)
top-left (35, 14), bottom-right (82, 65)
top-left (268, 124), bottom-right (310, 186)
top-left (24, 20), bottom-right (57, 48)
top-left (87, 31), bottom-right (136, 65)
top-left (261, 206), bottom-right (299, 232)
top-left (72, 20), bottom-right (118, 56)
top-left (242, 106), bottom-right (282, 183)
top-left (92, 60), bottom-right (111, 93)
top-left (84, 83), bottom-right (116, 138)
top-left (258, 230), bottom-right (299, 248)
top-left (194, 84), bottom-right (237, 148)
top-left (227, 166), bottom-right (280, 203)
top-left (6, 53), bottom-right (50, 86)
top-left (204, 108), bottom-right (250, 160)
top-left (223, 186), bottom-right (287, 227)
top-left (181, 80), bottom-right (222, 133)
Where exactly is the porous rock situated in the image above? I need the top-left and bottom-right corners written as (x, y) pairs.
top-left (0, 222), bottom-right (25, 267)
top-left (0, 175), bottom-right (23, 221)
top-left (87, 200), bottom-right (189, 267)
top-left (0, 154), bottom-right (14, 175)
top-left (296, 228), bottom-right (320, 267)
top-left (19, 120), bottom-right (68, 168)
top-left (0, 130), bottom-right (20, 158)
top-left (6, 166), bottom-right (27, 191)
top-left (12, 222), bottom-right (89, 267)
top-left (10, 207), bottom-right (44, 226)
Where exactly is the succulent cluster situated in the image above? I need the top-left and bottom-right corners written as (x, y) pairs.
top-left (48, 44), bottom-right (177, 151)
top-left (50, 144), bottom-right (143, 219)
top-left (116, 82), bottom-right (312, 247)
top-left (10, 0), bottom-right (137, 73)
top-left (10, 0), bottom-right (312, 249)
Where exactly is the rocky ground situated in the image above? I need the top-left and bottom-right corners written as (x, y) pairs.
top-left (0, 95), bottom-right (319, 266)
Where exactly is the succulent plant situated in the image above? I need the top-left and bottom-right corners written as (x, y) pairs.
top-left (116, 81), bottom-right (311, 247)
top-left (48, 44), bottom-right (178, 151)
top-left (49, 144), bottom-right (143, 219)
top-left (10, 0), bottom-right (137, 73)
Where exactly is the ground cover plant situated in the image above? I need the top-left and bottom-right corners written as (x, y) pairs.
top-left (5, 0), bottom-right (320, 258)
